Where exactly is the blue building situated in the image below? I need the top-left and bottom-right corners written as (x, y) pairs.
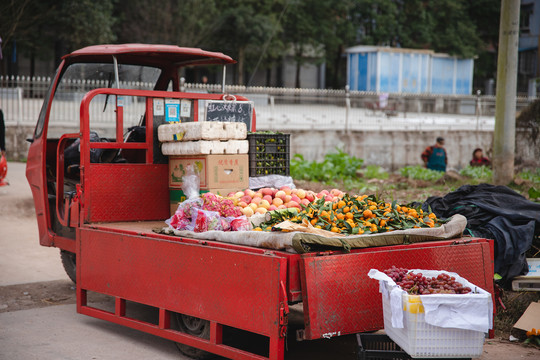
top-left (346, 46), bottom-right (474, 95)
top-left (519, 0), bottom-right (540, 95)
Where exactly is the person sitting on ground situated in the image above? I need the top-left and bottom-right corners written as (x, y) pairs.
top-left (421, 137), bottom-right (447, 172)
top-left (470, 148), bottom-right (490, 167)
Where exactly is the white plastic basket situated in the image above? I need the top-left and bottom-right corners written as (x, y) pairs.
top-left (381, 281), bottom-right (486, 358)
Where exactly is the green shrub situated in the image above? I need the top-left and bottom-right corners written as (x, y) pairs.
top-left (291, 148), bottom-right (364, 182)
top-left (363, 165), bottom-right (389, 180)
top-left (400, 165), bottom-right (444, 181)
top-left (518, 169), bottom-right (540, 184)
top-left (460, 165), bottom-right (492, 180)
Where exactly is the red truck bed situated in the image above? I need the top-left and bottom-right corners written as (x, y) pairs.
top-left (77, 221), bottom-right (494, 360)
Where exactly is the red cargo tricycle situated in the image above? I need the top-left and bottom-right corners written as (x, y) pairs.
top-left (26, 44), bottom-right (494, 360)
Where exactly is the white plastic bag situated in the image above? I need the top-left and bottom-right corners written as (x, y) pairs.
top-left (182, 164), bottom-right (200, 200)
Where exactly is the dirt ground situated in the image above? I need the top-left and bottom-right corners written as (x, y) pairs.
top-left (1, 161), bottom-right (540, 359)
top-left (294, 172), bottom-right (537, 205)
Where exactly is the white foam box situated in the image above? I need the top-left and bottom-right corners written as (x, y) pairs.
top-left (381, 279), bottom-right (487, 358)
top-left (158, 121), bottom-right (247, 142)
top-left (161, 140), bottom-right (248, 155)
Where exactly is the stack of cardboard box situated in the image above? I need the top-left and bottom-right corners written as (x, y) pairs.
top-left (158, 122), bottom-right (250, 215)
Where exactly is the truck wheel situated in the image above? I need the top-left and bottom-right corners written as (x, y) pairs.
top-left (60, 250), bottom-right (77, 283)
top-left (174, 313), bottom-right (214, 359)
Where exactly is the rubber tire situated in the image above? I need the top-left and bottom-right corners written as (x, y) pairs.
top-left (60, 250), bottom-right (77, 283)
top-left (174, 313), bottom-right (214, 360)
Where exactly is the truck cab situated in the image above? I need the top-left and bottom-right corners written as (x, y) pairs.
top-left (25, 44), bottom-right (247, 273)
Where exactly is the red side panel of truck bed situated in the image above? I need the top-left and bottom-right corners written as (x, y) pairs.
top-left (299, 239), bottom-right (494, 340)
top-left (77, 227), bottom-right (289, 359)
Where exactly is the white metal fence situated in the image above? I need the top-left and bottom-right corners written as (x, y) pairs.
top-left (1, 75), bottom-right (537, 132)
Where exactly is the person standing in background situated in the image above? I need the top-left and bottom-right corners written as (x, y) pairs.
top-left (421, 137), bottom-right (447, 172)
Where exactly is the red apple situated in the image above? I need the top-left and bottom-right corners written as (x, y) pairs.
top-left (241, 195), bottom-right (252, 204)
top-left (251, 197), bottom-right (262, 205)
top-left (275, 190), bottom-right (286, 201)
top-left (286, 201), bottom-right (301, 209)
top-left (259, 199), bottom-right (271, 209)
top-left (280, 186), bottom-right (292, 195)
top-left (291, 195), bottom-right (301, 204)
top-left (261, 188), bottom-right (274, 196)
top-left (272, 197), bottom-right (284, 206)
top-left (241, 206), bottom-right (254, 217)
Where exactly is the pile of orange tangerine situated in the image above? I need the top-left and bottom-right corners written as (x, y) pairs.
top-left (258, 193), bottom-right (442, 234)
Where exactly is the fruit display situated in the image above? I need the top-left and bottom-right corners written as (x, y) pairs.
top-left (168, 193), bottom-right (251, 232)
top-left (178, 186), bottom-right (445, 236)
top-left (227, 186), bottom-right (343, 218)
top-left (248, 132), bottom-right (290, 176)
top-left (256, 193), bottom-right (442, 234)
top-left (383, 266), bottom-right (472, 295)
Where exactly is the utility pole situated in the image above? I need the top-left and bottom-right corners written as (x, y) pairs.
top-left (493, 0), bottom-right (520, 185)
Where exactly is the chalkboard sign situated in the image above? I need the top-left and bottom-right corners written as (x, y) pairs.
top-left (205, 100), bottom-right (254, 131)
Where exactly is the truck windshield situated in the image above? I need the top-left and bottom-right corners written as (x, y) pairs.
top-left (39, 62), bottom-right (162, 139)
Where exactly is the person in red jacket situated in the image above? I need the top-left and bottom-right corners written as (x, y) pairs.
top-left (470, 148), bottom-right (491, 167)
top-left (0, 109), bottom-right (5, 158)
top-left (421, 137), bottom-right (447, 172)
top-left (0, 108), bottom-right (7, 186)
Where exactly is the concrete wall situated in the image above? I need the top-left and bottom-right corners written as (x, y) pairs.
top-left (6, 125), bottom-right (496, 171)
top-left (290, 130), bottom-right (494, 171)
top-left (6, 125), bottom-right (540, 171)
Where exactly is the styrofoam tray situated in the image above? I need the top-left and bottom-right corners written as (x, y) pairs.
top-left (161, 140), bottom-right (248, 155)
top-left (158, 121), bottom-right (247, 142)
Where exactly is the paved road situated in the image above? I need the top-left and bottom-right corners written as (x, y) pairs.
top-left (0, 162), bottom-right (196, 360)
top-left (0, 162), bottom-right (68, 286)
top-left (1, 161), bottom-right (539, 360)
top-left (1, 305), bottom-right (182, 359)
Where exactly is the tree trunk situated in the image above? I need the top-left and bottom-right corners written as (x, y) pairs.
top-left (266, 68), bottom-right (272, 87)
top-left (30, 52), bottom-right (35, 97)
top-left (238, 46), bottom-right (245, 85)
top-left (295, 45), bottom-right (303, 88)
top-left (332, 45), bottom-right (344, 89)
top-left (493, 0), bottom-right (520, 185)
top-left (295, 60), bottom-right (301, 88)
